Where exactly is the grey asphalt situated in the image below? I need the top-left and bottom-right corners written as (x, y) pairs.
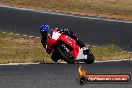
top-left (0, 7), bottom-right (132, 51)
top-left (0, 61), bottom-right (132, 88)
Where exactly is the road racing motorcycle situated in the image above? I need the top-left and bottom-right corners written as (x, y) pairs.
top-left (46, 29), bottom-right (95, 64)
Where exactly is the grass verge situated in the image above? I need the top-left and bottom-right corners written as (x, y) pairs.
top-left (0, 32), bottom-right (52, 64)
top-left (0, 0), bottom-right (132, 20)
top-left (90, 45), bottom-right (132, 61)
top-left (0, 32), bottom-right (132, 64)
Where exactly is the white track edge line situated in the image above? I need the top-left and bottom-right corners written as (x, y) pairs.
top-left (0, 58), bottom-right (131, 65)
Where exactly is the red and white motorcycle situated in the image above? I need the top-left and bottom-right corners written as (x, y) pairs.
top-left (46, 29), bottom-right (95, 64)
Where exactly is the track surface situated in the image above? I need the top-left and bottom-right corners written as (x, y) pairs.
top-left (0, 61), bottom-right (132, 88)
top-left (0, 6), bottom-right (132, 51)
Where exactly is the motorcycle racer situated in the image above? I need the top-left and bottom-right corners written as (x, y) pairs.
top-left (40, 24), bottom-right (85, 54)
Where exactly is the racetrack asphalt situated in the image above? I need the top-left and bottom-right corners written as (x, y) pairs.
top-left (0, 6), bottom-right (132, 51)
top-left (0, 61), bottom-right (131, 88)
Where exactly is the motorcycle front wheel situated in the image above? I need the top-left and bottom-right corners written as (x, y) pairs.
top-left (85, 50), bottom-right (95, 64)
top-left (56, 43), bottom-right (75, 64)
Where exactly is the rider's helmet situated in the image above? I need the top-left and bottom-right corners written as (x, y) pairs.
top-left (40, 24), bottom-right (49, 33)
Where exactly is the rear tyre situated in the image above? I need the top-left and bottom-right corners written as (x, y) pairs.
top-left (56, 44), bottom-right (75, 64)
top-left (85, 50), bottom-right (95, 64)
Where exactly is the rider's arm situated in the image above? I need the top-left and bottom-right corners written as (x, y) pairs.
top-left (41, 31), bottom-right (47, 49)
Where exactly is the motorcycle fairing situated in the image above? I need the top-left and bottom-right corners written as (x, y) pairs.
top-left (76, 48), bottom-right (87, 60)
top-left (59, 34), bottom-right (80, 59)
top-left (46, 30), bottom-right (80, 59)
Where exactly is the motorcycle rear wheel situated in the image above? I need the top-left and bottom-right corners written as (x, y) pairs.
top-left (85, 50), bottom-right (95, 64)
top-left (56, 43), bottom-right (75, 64)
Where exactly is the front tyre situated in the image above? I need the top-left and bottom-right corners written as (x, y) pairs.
top-left (56, 43), bottom-right (75, 64)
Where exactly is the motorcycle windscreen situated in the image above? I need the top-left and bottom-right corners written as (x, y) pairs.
top-left (47, 31), bottom-right (61, 48)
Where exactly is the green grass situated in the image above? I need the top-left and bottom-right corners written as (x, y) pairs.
top-left (0, 32), bottom-right (52, 64)
top-left (91, 45), bottom-right (132, 61)
top-left (0, 32), bottom-right (132, 64)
